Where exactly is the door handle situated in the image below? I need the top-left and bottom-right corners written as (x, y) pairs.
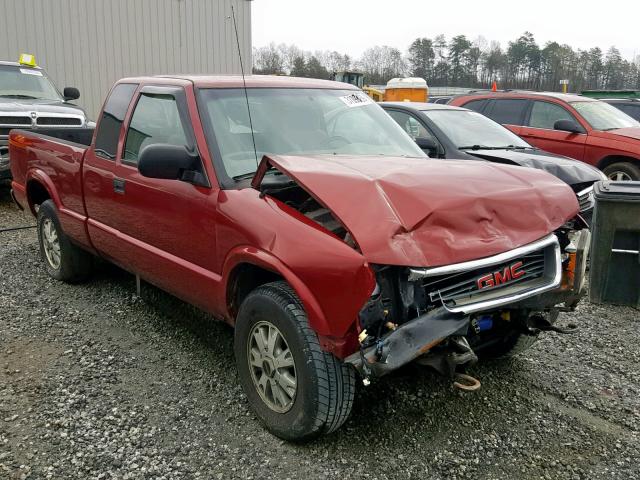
top-left (113, 178), bottom-right (126, 194)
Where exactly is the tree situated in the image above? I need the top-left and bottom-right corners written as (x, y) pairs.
top-left (408, 38), bottom-right (435, 79)
top-left (290, 56), bottom-right (307, 77)
top-left (305, 56), bottom-right (330, 79)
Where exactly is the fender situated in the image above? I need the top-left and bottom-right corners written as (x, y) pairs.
top-left (221, 245), bottom-right (329, 336)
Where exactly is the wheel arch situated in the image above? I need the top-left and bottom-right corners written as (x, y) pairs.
top-left (597, 154), bottom-right (640, 172)
top-left (25, 170), bottom-right (60, 215)
top-left (222, 247), bottom-right (330, 336)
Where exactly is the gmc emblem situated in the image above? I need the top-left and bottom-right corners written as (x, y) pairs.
top-left (476, 261), bottom-right (526, 290)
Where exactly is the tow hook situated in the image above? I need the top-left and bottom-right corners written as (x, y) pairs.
top-left (453, 373), bottom-right (481, 392)
top-left (527, 313), bottom-right (578, 335)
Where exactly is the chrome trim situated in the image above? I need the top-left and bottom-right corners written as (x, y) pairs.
top-left (576, 185), bottom-right (594, 198)
top-left (408, 233), bottom-right (558, 279)
top-left (409, 234), bottom-right (563, 314)
top-left (612, 249), bottom-right (640, 255)
top-left (576, 185), bottom-right (595, 212)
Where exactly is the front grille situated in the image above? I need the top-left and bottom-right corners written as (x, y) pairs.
top-left (409, 234), bottom-right (562, 314)
top-left (36, 117), bottom-right (82, 126)
top-left (0, 116), bottom-right (31, 125)
top-left (423, 251), bottom-right (545, 306)
top-left (577, 186), bottom-right (595, 212)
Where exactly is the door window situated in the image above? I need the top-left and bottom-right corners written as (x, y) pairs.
top-left (529, 101), bottom-right (576, 129)
top-left (94, 83), bottom-right (138, 159)
top-left (486, 99), bottom-right (528, 125)
top-left (386, 110), bottom-right (435, 140)
top-left (123, 93), bottom-right (188, 165)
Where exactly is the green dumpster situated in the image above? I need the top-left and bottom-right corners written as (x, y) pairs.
top-left (589, 181), bottom-right (640, 308)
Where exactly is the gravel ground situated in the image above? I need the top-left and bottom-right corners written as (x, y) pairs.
top-left (1, 186), bottom-right (639, 480)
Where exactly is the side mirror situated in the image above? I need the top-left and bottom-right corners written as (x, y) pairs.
top-left (138, 144), bottom-right (207, 186)
top-left (554, 119), bottom-right (584, 134)
top-left (63, 87), bottom-right (80, 101)
top-left (415, 136), bottom-right (438, 155)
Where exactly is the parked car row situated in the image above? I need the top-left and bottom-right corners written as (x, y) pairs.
top-left (443, 91), bottom-right (640, 181)
top-left (10, 75), bottom-right (591, 441)
top-left (381, 101), bottom-right (604, 223)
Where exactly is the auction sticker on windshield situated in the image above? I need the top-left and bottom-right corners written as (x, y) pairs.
top-left (339, 92), bottom-right (373, 108)
top-left (20, 69), bottom-right (43, 76)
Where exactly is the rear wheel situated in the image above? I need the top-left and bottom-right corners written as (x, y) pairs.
top-left (234, 281), bottom-right (355, 441)
top-left (37, 200), bottom-right (93, 282)
top-left (603, 162), bottom-right (640, 181)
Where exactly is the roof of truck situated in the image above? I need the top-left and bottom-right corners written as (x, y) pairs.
top-left (118, 74), bottom-right (359, 90)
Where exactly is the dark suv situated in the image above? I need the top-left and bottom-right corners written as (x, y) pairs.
top-left (450, 92), bottom-right (640, 181)
top-left (602, 99), bottom-right (640, 122)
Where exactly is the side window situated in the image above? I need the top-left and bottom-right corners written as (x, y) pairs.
top-left (94, 83), bottom-right (138, 159)
top-left (123, 93), bottom-right (188, 165)
top-left (529, 101), bottom-right (576, 129)
top-left (386, 110), bottom-right (434, 140)
top-left (486, 99), bottom-right (528, 126)
top-left (462, 99), bottom-right (488, 113)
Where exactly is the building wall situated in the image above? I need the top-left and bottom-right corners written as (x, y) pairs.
top-left (0, 0), bottom-right (252, 118)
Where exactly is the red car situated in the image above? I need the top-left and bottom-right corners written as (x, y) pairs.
top-left (10, 76), bottom-right (589, 440)
top-left (449, 92), bottom-right (640, 181)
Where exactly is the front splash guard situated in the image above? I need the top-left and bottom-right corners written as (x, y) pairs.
top-left (344, 308), bottom-right (469, 377)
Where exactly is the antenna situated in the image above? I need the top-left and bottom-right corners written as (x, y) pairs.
top-left (230, 4), bottom-right (259, 168)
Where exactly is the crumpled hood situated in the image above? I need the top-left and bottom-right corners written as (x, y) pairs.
top-left (263, 155), bottom-right (579, 267)
top-left (467, 149), bottom-right (604, 187)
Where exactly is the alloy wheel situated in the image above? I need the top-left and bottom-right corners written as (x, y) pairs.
top-left (41, 218), bottom-right (61, 270)
top-left (247, 321), bottom-right (297, 413)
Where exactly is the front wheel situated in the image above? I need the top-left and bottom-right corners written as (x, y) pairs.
top-left (234, 281), bottom-right (355, 441)
top-left (603, 162), bottom-right (640, 181)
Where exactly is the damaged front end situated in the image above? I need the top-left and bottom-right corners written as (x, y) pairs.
top-left (345, 226), bottom-right (591, 383)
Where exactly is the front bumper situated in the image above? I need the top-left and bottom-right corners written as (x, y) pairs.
top-left (347, 229), bottom-right (590, 378)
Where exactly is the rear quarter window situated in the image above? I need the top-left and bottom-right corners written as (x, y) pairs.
top-left (486, 99), bottom-right (528, 126)
top-left (461, 99), bottom-right (488, 113)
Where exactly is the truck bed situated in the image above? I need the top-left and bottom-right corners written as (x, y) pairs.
top-left (9, 128), bottom-right (94, 249)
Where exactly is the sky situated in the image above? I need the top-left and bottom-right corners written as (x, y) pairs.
top-left (252, 0), bottom-right (639, 61)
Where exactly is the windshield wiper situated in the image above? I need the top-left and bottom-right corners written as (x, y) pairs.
top-left (460, 144), bottom-right (528, 151)
top-left (233, 172), bottom-right (257, 181)
top-left (0, 94), bottom-right (40, 99)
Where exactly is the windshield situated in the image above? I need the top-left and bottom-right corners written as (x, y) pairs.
top-left (424, 110), bottom-right (531, 149)
top-left (0, 65), bottom-right (62, 101)
top-left (570, 101), bottom-right (640, 130)
top-left (197, 88), bottom-right (425, 179)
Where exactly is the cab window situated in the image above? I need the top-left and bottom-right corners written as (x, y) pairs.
top-left (94, 83), bottom-right (138, 159)
top-left (123, 93), bottom-right (188, 166)
top-left (486, 99), bottom-right (528, 126)
top-left (528, 101), bottom-right (576, 130)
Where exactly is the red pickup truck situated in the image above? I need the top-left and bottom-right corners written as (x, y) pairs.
top-left (10, 75), bottom-right (590, 441)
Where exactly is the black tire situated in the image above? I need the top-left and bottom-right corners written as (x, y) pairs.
top-left (478, 331), bottom-right (539, 360)
top-left (37, 200), bottom-right (92, 282)
top-left (234, 281), bottom-right (355, 441)
top-left (603, 162), bottom-right (640, 181)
